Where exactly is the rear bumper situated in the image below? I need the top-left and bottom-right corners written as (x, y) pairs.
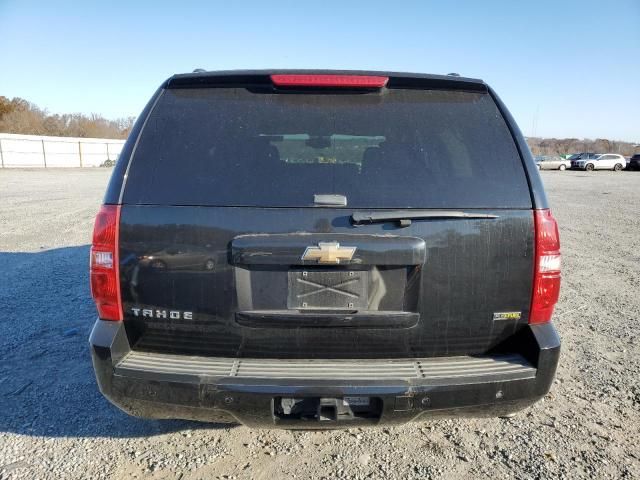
top-left (90, 320), bottom-right (560, 428)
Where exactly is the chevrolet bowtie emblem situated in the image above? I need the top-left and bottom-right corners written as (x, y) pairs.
top-left (301, 241), bottom-right (357, 264)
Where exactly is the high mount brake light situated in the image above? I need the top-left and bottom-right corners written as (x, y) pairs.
top-left (270, 74), bottom-right (388, 88)
top-left (530, 209), bottom-right (561, 324)
top-left (90, 205), bottom-right (122, 321)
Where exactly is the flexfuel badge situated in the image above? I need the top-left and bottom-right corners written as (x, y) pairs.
top-left (493, 311), bottom-right (522, 321)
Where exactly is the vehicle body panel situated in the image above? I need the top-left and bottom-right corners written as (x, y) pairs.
top-left (91, 319), bottom-right (560, 427)
top-left (118, 205), bottom-right (534, 359)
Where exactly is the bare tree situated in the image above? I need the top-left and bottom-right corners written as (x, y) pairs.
top-left (527, 136), bottom-right (637, 157)
top-left (0, 96), bottom-right (135, 139)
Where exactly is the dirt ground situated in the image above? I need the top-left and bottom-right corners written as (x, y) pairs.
top-left (0, 168), bottom-right (638, 479)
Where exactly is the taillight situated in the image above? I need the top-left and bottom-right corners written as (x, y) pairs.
top-left (270, 74), bottom-right (388, 88)
top-left (90, 205), bottom-right (122, 321)
top-left (530, 209), bottom-right (561, 324)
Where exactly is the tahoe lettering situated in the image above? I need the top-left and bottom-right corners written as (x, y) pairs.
top-left (130, 307), bottom-right (193, 320)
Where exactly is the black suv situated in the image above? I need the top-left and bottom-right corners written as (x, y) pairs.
top-left (628, 154), bottom-right (640, 170)
top-left (89, 70), bottom-right (561, 428)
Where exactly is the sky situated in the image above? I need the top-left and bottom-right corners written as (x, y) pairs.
top-left (1, 0), bottom-right (638, 142)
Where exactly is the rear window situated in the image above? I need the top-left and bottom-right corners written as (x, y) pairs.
top-left (124, 87), bottom-right (531, 208)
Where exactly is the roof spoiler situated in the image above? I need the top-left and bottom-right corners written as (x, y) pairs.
top-left (165, 70), bottom-right (488, 92)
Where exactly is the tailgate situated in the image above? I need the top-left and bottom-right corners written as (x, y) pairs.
top-left (118, 206), bottom-right (533, 359)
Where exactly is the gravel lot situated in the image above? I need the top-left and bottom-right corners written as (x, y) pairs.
top-left (1, 168), bottom-right (639, 479)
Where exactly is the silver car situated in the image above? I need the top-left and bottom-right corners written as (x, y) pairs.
top-left (573, 154), bottom-right (627, 171)
top-left (535, 155), bottom-right (571, 171)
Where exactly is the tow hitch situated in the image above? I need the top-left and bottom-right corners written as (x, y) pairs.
top-left (274, 397), bottom-right (382, 424)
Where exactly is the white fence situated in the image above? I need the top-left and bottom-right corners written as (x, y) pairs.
top-left (0, 133), bottom-right (125, 168)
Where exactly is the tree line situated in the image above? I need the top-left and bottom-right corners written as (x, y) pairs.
top-left (1, 95), bottom-right (638, 156)
top-left (0, 96), bottom-right (134, 139)
top-left (527, 137), bottom-right (638, 157)
top-left (527, 137), bottom-right (640, 157)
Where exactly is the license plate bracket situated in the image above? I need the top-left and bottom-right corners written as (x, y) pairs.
top-left (287, 269), bottom-right (368, 310)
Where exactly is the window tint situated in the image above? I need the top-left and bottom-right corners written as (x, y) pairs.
top-left (124, 87), bottom-right (531, 208)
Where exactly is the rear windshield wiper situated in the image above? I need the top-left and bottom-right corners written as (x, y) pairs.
top-left (351, 210), bottom-right (499, 227)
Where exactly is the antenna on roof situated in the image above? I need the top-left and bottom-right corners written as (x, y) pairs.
top-left (192, 68), bottom-right (206, 73)
top-left (447, 73), bottom-right (461, 77)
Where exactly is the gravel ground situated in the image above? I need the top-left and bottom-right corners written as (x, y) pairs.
top-left (0, 168), bottom-right (639, 479)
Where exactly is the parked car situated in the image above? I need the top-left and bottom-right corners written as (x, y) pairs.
top-left (138, 245), bottom-right (224, 272)
top-left (627, 154), bottom-right (640, 170)
top-left (535, 155), bottom-right (571, 170)
top-left (89, 70), bottom-right (561, 428)
top-left (572, 153), bottom-right (627, 171)
top-left (569, 152), bottom-right (600, 169)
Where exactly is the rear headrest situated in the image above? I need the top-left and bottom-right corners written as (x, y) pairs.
top-left (363, 147), bottom-right (382, 164)
top-left (240, 138), bottom-right (281, 169)
top-left (362, 142), bottom-right (420, 177)
top-left (266, 145), bottom-right (280, 163)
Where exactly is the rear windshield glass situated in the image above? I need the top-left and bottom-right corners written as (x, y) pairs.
top-left (124, 87), bottom-right (531, 208)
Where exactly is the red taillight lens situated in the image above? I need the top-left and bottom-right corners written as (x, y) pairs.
top-left (530, 209), bottom-right (561, 324)
top-left (90, 205), bottom-right (122, 321)
top-left (270, 74), bottom-right (388, 88)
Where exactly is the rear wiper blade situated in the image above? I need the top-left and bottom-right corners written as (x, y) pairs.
top-left (351, 210), bottom-right (499, 227)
